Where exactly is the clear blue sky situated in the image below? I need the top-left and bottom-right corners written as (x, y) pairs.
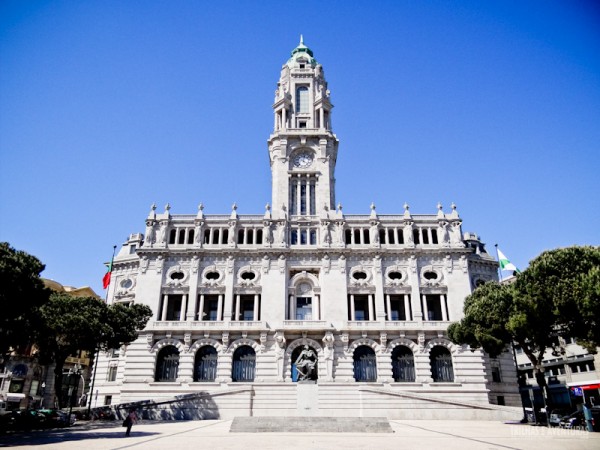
top-left (1, 1), bottom-right (599, 295)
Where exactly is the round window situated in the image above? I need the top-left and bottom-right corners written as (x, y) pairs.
top-left (388, 271), bottom-right (403, 281)
top-left (205, 271), bottom-right (220, 280)
top-left (423, 271), bottom-right (438, 280)
top-left (170, 271), bottom-right (185, 280)
top-left (352, 271), bottom-right (367, 280)
top-left (241, 272), bottom-right (256, 281)
top-left (120, 278), bottom-right (133, 289)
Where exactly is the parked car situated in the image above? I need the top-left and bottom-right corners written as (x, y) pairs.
top-left (549, 409), bottom-right (569, 427)
top-left (37, 409), bottom-right (75, 428)
top-left (559, 411), bottom-right (584, 429)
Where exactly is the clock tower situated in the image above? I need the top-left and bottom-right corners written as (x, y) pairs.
top-left (268, 37), bottom-right (339, 220)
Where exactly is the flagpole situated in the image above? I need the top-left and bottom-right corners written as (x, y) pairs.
top-left (88, 245), bottom-right (117, 418)
top-left (494, 244), bottom-right (503, 283)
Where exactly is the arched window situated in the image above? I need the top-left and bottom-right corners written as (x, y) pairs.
top-left (155, 346), bottom-right (180, 382)
top-left (296, 86), bottom-right (309, 113)
top-left (391, 346), bottom-right (415, 382)
top-left (194, 346), bottom-right (217, 382)
top-left (232, 345), bottom-right (256, 382)
top-left (353, 345), bottom-right (377, 382)
top-left (430, 346), bottom-right (454, 382)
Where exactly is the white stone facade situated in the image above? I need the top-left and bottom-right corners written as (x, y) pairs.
top-left (94, 39), bottom-right (520, 419)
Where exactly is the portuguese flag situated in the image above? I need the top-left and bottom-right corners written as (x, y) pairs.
top-left (102, 248), bottom-right (116, 289)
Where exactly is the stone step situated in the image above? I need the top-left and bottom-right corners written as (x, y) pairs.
top-left (230, 416), bottom-right (393, 433)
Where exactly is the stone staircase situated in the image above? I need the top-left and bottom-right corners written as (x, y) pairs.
top-left (230, 416), bottom-right (393, 433)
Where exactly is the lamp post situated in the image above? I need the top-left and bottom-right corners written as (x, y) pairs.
top-left (40, 382), bottom-right (46, 408)
top-left (67, 364), bottom-right (81, 425)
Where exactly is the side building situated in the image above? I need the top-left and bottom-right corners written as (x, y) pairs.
top-left (93, 39), bottom-right (520, 420)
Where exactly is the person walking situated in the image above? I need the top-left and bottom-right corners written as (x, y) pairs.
top-left (124, 409), bottom-right (137, 437)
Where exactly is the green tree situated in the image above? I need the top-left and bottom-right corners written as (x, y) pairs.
top-left (34, 293), bottom-right (152, 408)
top-left (448, 245), bottom-right (600, 405)
top-left (0, 242), bottom-right (50, 356)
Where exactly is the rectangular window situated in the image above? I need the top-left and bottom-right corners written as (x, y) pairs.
top-left (290, 181), bottom-right (297, 215)
top-left (300, 229), bottom-right (307, 245)
top-left (240, 295), bottom-right (259, 321)
top-left (165, 295), bottom-right (183, 321)
top-left (310, 229), bottom-right (317, 245)
top-left (424, 295), bottom-right (443, 321)
top-left (104, 395), bottom-right (112, 406)
top-left (422, 229), bottom-right (429, 244)
top-left (309, 181), bottom-right (316, 215)
top-left (491, 366), bottom-right (502, 382)
top-left (296, 297), bottom-right (312, 320)
top-left (178, 229), bottom-right (186, 244)
top-left (300, 183), bottom-right (307, 215)
top-left (351, 295), bottom-right (370, 321)
top-left (291, 229), bottom-right (298, 245)
top-left (388, 295), bottom-right (406, 320)
top-left (187, 229), bottom-right (195, 244)
top-left (204, 296), bottom-right (220, 321)
top-left (107, 366), bottom-right (117, 382)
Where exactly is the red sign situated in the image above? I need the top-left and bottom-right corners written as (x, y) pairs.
top-left (571, 384), bottom-right (600, 391)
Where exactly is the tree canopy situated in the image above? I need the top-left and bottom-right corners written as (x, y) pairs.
top-left (34, 293), bottom-right (152, 407)
top-left (0, 242), bottom-right (50, 355)
top-left (449, 245), bottom-right (600, 397)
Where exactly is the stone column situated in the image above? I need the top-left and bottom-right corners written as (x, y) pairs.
top-left (385, 295), bottom-right (392, 321)
top-left (441, 294), bottom-right (448, 321)
top-left (179, 295), bottom-right (187, 321)
top-left (313, 295), bottom-right (320, 320)
top-left (368, 294), bottom-right (374, 321)
top-left (234, 295), bottom-right (241, 321)
top-left (253, 294), bottom-right (259, 321)
top-left (198, 294), bottom-right (205, 321)
top-left (161, 295), bottom-right (168, 321)
top-left (422, 295), bottom-right (429, 321)
top-left (404, 294), bottom-right (411, 321)
top-left (350, 294), bottom-right (355, 321)
top-left (217, 294), bottom-right (223, 322)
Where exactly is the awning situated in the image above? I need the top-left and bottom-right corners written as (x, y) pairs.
top-left (6, 393), bottom-right (26, 402)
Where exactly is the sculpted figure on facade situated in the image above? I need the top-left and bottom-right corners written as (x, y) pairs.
top-left (321, 221), bottom-right (331, 245)
top-left (322, 332), bottom-right (335, 381)
top-left (335, 221), bottom-right (345, 245)
top-left (194, 221), bottom-right (204, 246)
top-left (403, 221), bottom-right (414, 245)
top-left (438, 220), bottom-right (450, 246)
top-left (228, 220), bottom-right (237, 246)
top-left (274, 332), bottom-right (286, 381)
top-left (295, 345), bottom-right (317, 381)
top-left (157, 221), bottom-right (168, 245)
top-left (277, 221), bottom-right (287, 245)
top-left (450, 221), bottom-right (463, 246)
top-left (369, 221), bottom-right (380, 245)
top-left (144, 221), bottom-right (156, 247)
top-left (263, 221), bottom-right (273, 245)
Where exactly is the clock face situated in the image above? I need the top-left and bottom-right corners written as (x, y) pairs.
top-left (293, 152), bottom-right (313, 168)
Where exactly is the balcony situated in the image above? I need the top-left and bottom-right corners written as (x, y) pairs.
top-left (149, 321), bottom-right (267, 331)
top-left (283, 320), bottom-right (332, 331)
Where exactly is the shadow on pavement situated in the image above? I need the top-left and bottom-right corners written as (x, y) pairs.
top-left (0, 426), bottom-right (159, 447)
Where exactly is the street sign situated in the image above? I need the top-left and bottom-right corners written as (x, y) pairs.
top-left (571, 387), bottom-right (583, 397)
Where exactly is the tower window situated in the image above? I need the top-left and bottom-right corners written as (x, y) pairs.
top-left (296, 86), bottom-right (309, 113)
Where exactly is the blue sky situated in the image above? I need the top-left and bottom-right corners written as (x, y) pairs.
top-left (1, 1), bottom-right (599, 295)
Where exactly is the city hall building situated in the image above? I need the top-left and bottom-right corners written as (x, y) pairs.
top-left (95, 40), bottom-right (520, 420)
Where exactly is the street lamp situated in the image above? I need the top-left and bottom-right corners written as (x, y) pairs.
top-left (67, 364), bottom-right (81, 425)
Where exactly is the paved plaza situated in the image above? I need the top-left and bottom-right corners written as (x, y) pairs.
top-left (1, 420), bottom-right (598, 450)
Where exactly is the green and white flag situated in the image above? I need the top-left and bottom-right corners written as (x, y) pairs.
top-left (497, 248), bottom-right (519, 272)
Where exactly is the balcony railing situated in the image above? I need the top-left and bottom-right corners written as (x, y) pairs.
top-left (150, 320), bottom-right (267, 330)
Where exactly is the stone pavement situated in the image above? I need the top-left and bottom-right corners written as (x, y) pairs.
top-left (0, 419), bottom-right (598, 450)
